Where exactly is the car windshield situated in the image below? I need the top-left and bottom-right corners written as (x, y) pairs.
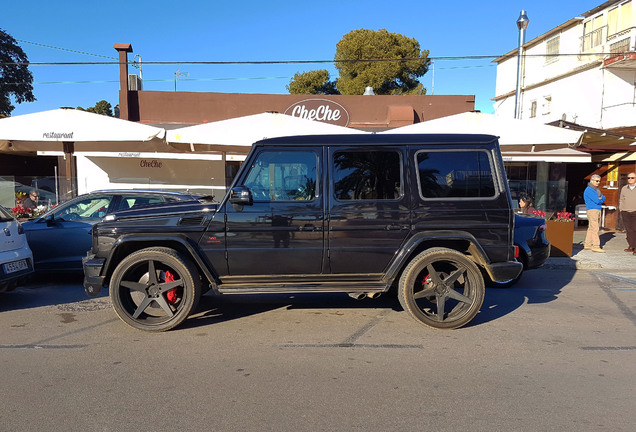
top-left (52, 196), bottom-right (113, 221)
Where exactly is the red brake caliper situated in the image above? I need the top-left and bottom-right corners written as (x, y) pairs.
top-left (164, 270), bottom-right (178, 304)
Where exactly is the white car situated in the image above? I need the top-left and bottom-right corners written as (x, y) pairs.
top-left (0, 205), bottom-right (34, 292)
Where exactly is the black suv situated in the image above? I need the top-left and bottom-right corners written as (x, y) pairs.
top-left (83, 134), bottom-right (521, 331)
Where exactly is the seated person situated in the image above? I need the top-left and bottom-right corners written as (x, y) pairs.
top-left (519, 194), bottom-right (536, 214)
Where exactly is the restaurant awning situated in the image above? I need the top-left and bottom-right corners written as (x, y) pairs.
top-left (166, 112), bottom-right (367, 152)
top-left (0, 107), bottom-right (168, 153)
top-left (383, 112), bottom-right (585, 152)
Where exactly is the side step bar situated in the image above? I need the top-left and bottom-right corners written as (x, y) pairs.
top-left (217, 281), bottom-right (390, 295)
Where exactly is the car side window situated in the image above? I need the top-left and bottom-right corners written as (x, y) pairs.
top-left (332, 150), bottom-right (402, 201)
top-left (53, 196), bottom-right (113, 221)
top-left (120, 196), bottom-right (165, 210)
top-left (416, 150), bottom-right (496, 199)
top-left (243, 151), bottom-right (317, 201)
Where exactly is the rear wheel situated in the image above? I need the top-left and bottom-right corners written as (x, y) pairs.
top-left (110, 247), bottom-right (201, 331)
top-left (398, 248), bottom-right (484, 329)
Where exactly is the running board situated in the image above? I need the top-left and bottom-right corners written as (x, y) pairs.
top-left (217, 281), bottom-right (390, 295)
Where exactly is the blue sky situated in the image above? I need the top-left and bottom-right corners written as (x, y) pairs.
top-left (4, 0), bottom-right (603, 117)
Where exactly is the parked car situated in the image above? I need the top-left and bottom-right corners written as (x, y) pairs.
top-left (22, 190), bottom-right (202, 272)
top-left (488, 213), bottom-right (550, 288)
top-left (0, 205), bottom-right (34, 292)
top-left (84, 134), bottom-right (522, 332)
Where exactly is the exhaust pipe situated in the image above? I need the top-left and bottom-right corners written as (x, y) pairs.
top-left (348, 292), bottom-right (367, 300)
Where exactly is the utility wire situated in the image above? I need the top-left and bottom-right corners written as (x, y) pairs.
top-left (16, 39), bottom-right (117, 59)
top-left (1, 52), bottom-right (622, 67)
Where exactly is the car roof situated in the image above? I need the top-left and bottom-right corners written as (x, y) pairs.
top-left (254, 133), bottom-right (500, 147)
top-left (86, 189), bottom-right (197, 197)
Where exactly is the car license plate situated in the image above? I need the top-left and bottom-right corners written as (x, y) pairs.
top-left (4, 259), bottom-right (28, 274)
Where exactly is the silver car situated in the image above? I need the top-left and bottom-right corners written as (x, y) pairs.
top-left (0, 205), bottom-right (34, 292)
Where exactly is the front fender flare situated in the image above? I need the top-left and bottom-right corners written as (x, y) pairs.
top-left (103, 234), bottom-right (220, 288)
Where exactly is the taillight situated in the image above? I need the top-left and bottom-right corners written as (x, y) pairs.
top-left (514, 245), bottom-right (519, 258)
top-left (17, 223), bottom-right (24, 235)
top-left (538, 224), bottom-right (547, 231)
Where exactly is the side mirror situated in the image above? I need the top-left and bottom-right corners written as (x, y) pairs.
top-left (229, 186), bottom-right (253, 206)
top-left (44, 213), bottom-right (56, 226)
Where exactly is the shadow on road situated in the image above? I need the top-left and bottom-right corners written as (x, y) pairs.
top-left (182, 292), bottom-right (402, 330)
top-left (2, 265), bottom-right (576, 331)
top-left (0, 274), bottom-right (104, 312)
top-left (471, 265), bottom-right (576, 327)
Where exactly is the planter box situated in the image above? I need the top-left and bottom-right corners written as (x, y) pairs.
top-left (545, 220), bottom-right (574, 257)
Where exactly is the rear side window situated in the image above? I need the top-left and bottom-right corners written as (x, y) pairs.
top-left (416, 150), bottom-right (496, 198)
top-left (333, 150), bottom-right (402, 201)
top-left (119, 196), bottom-right (165, 210)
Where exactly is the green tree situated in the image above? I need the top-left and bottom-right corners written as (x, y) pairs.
top-left (335, 29), bottom-right (430, 95)
top-left (287, 70), bottom-right (338, 95)
top-left (77, 100), bottom-right (114, 116)
top-left (287, 29), bottom-right (430, 96)
top-left (0, 29), bottom-right (35, 116)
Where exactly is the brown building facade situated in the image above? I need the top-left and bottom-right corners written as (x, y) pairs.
top-left (114, 44), bottom-right (476, 130)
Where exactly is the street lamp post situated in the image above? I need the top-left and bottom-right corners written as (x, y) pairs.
top-left (514, 10), bottom-right (529, 119)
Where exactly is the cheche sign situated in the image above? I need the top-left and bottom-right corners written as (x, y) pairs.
top-left (284, 99), bottom-right (350, 127)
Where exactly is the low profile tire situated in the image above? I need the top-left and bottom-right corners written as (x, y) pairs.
top-left (110, 247), bottom-right (201, 332)
top-left (398, 248), bottom-right (485, 330)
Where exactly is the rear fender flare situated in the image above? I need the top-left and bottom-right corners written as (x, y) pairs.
top-left (384, 230), bottom-right (491, 285)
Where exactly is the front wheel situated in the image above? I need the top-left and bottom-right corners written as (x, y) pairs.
top-left (398, 248), bottom-right (485, 330)
top-left (110, 247), bottom-right (201, 331)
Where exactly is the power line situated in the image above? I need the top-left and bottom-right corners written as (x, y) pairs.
top-left (4, 76), bottom-right (293, 86)
top-left (16, 39), bottom-right (117, 59)
top-left (1, 51), bottom-right (622, 67)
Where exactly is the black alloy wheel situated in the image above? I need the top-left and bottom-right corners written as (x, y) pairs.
top-left (110, 247), bottom-right (201, 331)
top-left (398, 247), bottom-right (485, 329)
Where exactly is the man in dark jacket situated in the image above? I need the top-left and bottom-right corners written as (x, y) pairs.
top-left (620, 172), bottom-right (636, 255)
top-left (22, 190), bottom-right (40, 210)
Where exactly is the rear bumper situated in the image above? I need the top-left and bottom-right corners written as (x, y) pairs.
top-left (83, 255), bottom-right (106, 297)
top-left (526, 242), bottom-right (551, 269)
top-left (0, 251), bottom-right (34, 292)
top-left (485, 260), bottom-right (523, 282)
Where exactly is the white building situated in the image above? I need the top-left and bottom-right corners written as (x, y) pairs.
top-left (493, 1), bottom-right (636, 229)
top-left (494, 0), bottom-right (635, 131)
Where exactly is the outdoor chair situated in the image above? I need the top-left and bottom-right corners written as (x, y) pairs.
top-left (574, 204), bottom-right (588, 227)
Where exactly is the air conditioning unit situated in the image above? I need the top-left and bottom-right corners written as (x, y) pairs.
top-left (128, 74), bottom-right (142, 91)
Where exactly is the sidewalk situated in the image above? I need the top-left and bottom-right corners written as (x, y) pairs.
top-left (544, 227), bottom-right (634, 270)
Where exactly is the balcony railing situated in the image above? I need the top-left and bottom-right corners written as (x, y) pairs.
top-left (581, 26), bottom-right (606, 52)
top-left (610, 37), bottom-right (631, 55)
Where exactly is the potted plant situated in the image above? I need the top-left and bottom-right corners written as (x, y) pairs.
top-left (543, 211), bottom-right (575, 257)
top-left (11, 205), bottom-right (45, 221)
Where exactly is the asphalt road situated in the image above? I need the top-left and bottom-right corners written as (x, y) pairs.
top-left (1, 266), bottom-right (635, 432)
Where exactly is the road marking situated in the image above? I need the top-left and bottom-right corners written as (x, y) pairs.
top-left (593, 272), bottom-right (636, 284)
top-left (0, 344), bottom-right (87, 350)
top-left (279, 343), bottom-right (424, 349)
top-left (581, 346), bottom-right (636, 351)
top-left (593, 273), bottom-right (636, 329)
